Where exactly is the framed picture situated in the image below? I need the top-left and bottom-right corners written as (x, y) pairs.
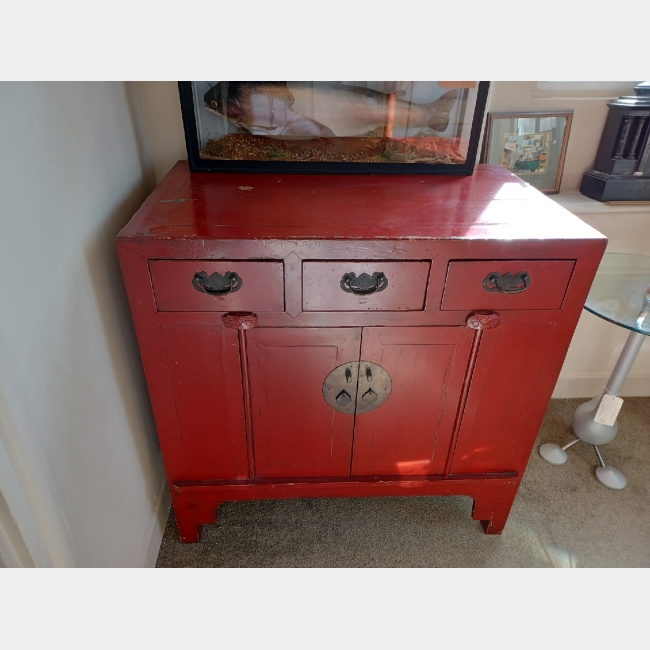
top-left (481, 111), bottom-right (573, 193)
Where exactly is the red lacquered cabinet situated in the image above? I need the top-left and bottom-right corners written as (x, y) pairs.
top-left (116, 162), bottom-right (606, 543)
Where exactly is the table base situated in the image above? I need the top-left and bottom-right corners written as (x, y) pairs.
top-left (540, 328), bottom-right (646, 489)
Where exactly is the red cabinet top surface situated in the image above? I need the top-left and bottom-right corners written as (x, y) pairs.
top-left (117, 162), bottom-right (606, 243)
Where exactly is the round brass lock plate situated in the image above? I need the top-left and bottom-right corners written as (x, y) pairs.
top-left (355, 361), bottom-right (392, 414)
top-left (322, 363), bottom-right (359, 415)
top-left (322, 361), bottom-right (392, 415)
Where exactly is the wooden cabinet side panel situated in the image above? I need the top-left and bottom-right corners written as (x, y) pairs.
top-left (247, 328), bottom-right (361, 478)
top-left (450, 320), bottom-right (556, 474)
top-left (352, 326), bottom-right (474, 476)
top-left (161, 324), bottom-right (249, 480)
top-left (506, 247), bottom-right (608, 471)
top-left (115, 244), bottom-right (189, 481)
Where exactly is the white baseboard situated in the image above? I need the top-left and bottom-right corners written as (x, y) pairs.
top-left (553, 373), bottom-right (650, 399)
top-left (141, 478), bottom-right (171, 568)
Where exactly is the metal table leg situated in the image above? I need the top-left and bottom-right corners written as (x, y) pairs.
top-left (540, 329), bottom-right (646, 489)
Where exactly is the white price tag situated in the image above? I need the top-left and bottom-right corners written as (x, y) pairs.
top-left (594, 394), bottom-right (624, 426)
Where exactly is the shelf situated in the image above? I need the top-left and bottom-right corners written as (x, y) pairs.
top-left (551, 191), bottom-right (650, 216)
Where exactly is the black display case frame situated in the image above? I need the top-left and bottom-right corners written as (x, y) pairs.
top-left (178, 81), bottom-right (490, 175)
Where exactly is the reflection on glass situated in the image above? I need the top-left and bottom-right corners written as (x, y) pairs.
top-left (585, 253), bottom-right (650, 335)
top-left (190, 81), bottom-right (481, 165)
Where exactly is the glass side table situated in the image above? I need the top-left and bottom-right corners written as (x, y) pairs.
top-left (540, 253), bottom-right (650, 489)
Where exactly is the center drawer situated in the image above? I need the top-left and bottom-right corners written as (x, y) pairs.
top-left (303, 261), bottom-right (431, 311)
top-left (150, 260), bottom-right (284, 312)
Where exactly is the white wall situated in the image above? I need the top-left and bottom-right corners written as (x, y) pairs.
top-left (138, 80), bottom-right (650, 399)
top-left (0, 82), bottom-right (168, 567)
top-left (139, 82), bottom-right (187, 184)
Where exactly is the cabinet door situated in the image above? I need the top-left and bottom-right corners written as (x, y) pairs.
top-left (161, 324), bottom-right (249, 480)
top-left (449, 320), bottom-right (557, 474)
top-left (351, 327), bottom-right (474, 476)
top-left (247, 328), bottom-right (361, 478)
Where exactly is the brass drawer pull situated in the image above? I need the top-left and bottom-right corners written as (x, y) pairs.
top-left (193, 271), bottom-right (243, 295)
top-left (340, 272), bottom-right (388, 295)
top-left (483, 271), bottom-right (530, 294)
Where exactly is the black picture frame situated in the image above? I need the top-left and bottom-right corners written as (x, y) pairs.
top-left (178, 81), bottom-right (490, 175)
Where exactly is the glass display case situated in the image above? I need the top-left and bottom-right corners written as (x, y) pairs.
top-left (178, 81), bottom-right (489, 174)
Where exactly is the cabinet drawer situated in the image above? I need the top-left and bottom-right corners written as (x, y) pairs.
top-left (441, 259), bottom-right (575, 311)
top-left (150, 260), bottom-right (284, 312)
top-left (303, 261), bottom-right (430, 311)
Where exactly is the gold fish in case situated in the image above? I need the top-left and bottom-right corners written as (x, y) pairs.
top-left (179, 81), bottom-right (489, 174)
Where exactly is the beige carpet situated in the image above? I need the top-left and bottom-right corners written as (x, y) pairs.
top-left (156, 398), bottom-right (650, 567)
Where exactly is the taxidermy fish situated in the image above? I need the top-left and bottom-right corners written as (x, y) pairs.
top-left (203, 82), bottom-right (458, 138)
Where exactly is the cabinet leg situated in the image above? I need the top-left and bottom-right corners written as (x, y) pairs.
top-left (172, 494), bottom-right (203, 543)
top-left (175, 511), bottom-right (202, 544)
top-left (481, 517), bottom-right (506, 535)
top-left (477, 486), bottom-right (518, 535)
